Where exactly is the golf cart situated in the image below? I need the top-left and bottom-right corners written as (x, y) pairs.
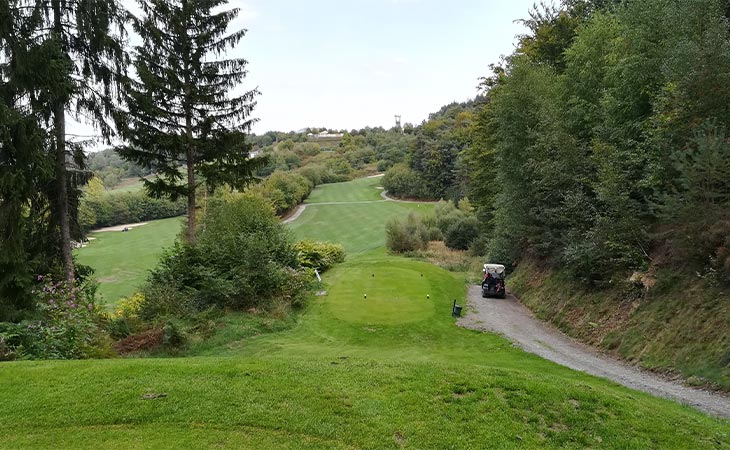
top-left (481, 263), bottom-right (506, 298)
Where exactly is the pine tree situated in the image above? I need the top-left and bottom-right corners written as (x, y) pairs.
top-left (116, 0), bottom-right (263, 244)
top-left (1, 5), bottom-right (58, 318)
top-left (8, 0), bottom-right (128, 283)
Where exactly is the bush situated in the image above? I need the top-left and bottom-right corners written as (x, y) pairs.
top-left (254, 171), bottom-right (314, 215)
top-left (376, 159), bottom-right (393, 172)
top-left (106, 293), bottom-right (146, 339)
top-left (162, 320), bottom-right (186, 350)
top-left (444, 216), bottom-right (480, 250)
top-left (382, 164), bottom-right (429, 199)
top-left (0, 276), bottom-right (104, 359)
top-left (141, 194), bottom-right (310, 318)
top-left (386, 213), bottom-right (431, 253)
top-left (294, 240), bottom-right (346, 271)
top-left (275, 268), bottom-right (315, 308)
top-left (432, 200), bottom-right (466, 234)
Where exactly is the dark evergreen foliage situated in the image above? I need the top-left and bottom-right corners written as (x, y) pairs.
top-left (6, 0), bottom-right (128, 282)
top-left (2, 0), bottom-right (125, 316)
top-left (115, 0), bottom-right (263, 243)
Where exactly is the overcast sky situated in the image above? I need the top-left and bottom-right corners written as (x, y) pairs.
top-left (75, 0), bottom-right (535, 145)
top-left (239, 0), bottom-right (534, 133)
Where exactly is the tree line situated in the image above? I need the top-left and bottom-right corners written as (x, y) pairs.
top-left (1, 0), bottom-right (260, 320)
top-left (385, 0), bottom-right (730, 286)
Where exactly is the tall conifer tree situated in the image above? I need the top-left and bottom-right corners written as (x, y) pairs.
top-left (116, 0), bottom-right (262, 243)
top-left (1, 9), bottom-right (54, 317)
top-left (6, 0), bottom-right (128, 282)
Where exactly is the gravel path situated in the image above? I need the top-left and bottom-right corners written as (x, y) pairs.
top-left (92, 222), bottom-right (149, 232)
top-left (458, 285), bottom-right (730, 418)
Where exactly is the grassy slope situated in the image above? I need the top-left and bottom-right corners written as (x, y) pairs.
top-left (75, 217), bottom-right (183, 308)
top-left (305, 177), bottom-right (384, 203)
top-left (3, 179), bottom-right (729, 449)
top-left (509, 261), bottom-right (730, 390)
top-left (109, 177), bottom-right (146, 193)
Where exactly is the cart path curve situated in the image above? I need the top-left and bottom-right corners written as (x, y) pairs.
top-left (458, 285), bottom-right (730, 418)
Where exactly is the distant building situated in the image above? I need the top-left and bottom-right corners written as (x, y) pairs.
top-left (314, 130), bottom-right (344, 139)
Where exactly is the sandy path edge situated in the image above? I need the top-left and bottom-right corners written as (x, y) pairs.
top-left (92, 222), bottom-right (149, 233)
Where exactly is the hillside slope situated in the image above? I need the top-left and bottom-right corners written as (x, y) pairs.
top-left (509, 260), bottom-right (730, 391)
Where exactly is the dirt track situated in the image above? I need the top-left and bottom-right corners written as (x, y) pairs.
top-left (458, 286), bottom-right (730, 418)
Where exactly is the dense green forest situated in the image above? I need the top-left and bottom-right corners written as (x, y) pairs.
top-left (86, 149), bottom-right (153, 188)
top-left (473, 0), bottom-right (730, 285)
top-left (382, 0), bottom-right (730, 288)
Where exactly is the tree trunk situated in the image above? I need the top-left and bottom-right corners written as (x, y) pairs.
top-left (186, 116), bottom-right (196, 244)
top-left (52, 0), bottom-right (74, 283)
top-left (54, 105), bottom-right (74, 283)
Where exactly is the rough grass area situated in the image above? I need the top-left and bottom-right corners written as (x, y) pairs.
top-left (75, 217), bottom-right (183, 308)
top-left (508, 260), bottom-right (730, 391)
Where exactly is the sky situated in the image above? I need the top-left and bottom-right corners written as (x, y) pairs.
top-left (74, 0), bottom-right (536, 144)
top-left (237, 0), bottom-right (534, 133)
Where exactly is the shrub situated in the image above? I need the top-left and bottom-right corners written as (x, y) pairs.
top-left (376, 159), bottom-right (392, 172)
top-left (294, 240), bottom-right (346, 271)
top-left (386, 213), bottom-right (431, 253)
top-left (141, 194), bottom-right (310, 317)
top-left (81, 190), bottom-right (186, 230)
top-left (162, 320), bottom-right (186, 350)
top-left (382, 164), bottom-right (429, 199)
top-left (1, 276), bottom-right (103, 359)
top-left (444, 216), bottom-right (480, 250)
top-left (255, 171), bottom-right (314, 215)
top-left (432, 200), bottom-right (466, 234)
top-left (106, 293), bottom-right (146, 339)
top-left (276, 268), bottom-right (315, 308)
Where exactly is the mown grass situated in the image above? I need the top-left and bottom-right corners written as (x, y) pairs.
top-left (5, 177), bottom-right (729, 449)
top-left (75, 217), bottom-right (183, 308)
top-left (2, 354), bottom-right (727, 449)
top-left (291, 177), bottom-right (429, 256)
top-left (304, 176), bottom-right (384, 203)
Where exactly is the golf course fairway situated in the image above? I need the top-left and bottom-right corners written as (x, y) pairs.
top-left (2, 178), bottom-right (728, 449)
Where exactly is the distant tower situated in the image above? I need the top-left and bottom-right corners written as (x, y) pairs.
top-left (394, 115), bottom-right (402, 133)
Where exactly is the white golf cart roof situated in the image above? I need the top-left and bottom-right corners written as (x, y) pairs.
top-left (483, 264), bottom-right (506, 274)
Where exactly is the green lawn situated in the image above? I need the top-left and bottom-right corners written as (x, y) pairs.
top-left (304, 176), bottom-right (385, 203)
top-left (3, 178), bottom-right (729, 449)
top-left (75, 217), bottom-right (183, 308)
top-left (289, 202), bottom-right (430, 254)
